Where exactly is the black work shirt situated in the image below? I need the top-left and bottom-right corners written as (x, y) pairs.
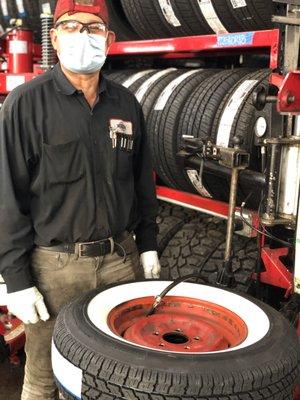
top-left (0, 63), bottom-right (158, 293)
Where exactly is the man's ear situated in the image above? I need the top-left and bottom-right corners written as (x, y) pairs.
top-left (106, 31), bottom-right (116, 53)
top-left (50, 28), bottom-right (59, 51)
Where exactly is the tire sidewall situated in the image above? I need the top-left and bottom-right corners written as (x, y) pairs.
top-left (54, 280), bottom-right (298, 375)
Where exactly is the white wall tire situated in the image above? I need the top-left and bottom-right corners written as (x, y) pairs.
top-left (52, 280), bottom-right (300, 400)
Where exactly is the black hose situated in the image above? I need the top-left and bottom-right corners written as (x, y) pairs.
top-left (147, 238), bottom-right (226, 316)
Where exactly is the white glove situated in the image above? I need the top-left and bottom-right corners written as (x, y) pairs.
top-left (140, 251), bottom-right (161, 279)
top-left (6, 286), bottom-right (50, 324)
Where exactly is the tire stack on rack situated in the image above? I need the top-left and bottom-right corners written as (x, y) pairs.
top-left (106, 67), bottom-right (270, 209)
top-left (118, 0), bottom-right (285, 41)
top-left (116, 0), bottom-right (283, 38)
top-left (0, 0), bottom-right (284, 42)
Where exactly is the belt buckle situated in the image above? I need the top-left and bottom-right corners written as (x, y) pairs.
top-left (75, 242), bottom-right (86, 258)
top-left (76, 238), bottom-right (115, 258)
top-left (76, 240), bottom-right (95, 258)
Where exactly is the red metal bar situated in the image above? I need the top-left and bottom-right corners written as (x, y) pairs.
top-left (110, 29), bottom-right (280, 69)
top-left (157, 185), bottom-right (231, 219)
top-left (257, 247), bottom-right (293, 296)
top-left (270, 72), bottom-right (300, 114)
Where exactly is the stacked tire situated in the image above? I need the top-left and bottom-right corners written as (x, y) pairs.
top-left (155, 201), bottom-right (258, 293)
top-left (107, 68), bottom-right (270, 209)
top-left (120, 0), bottom-right (283, 38)
top-left (156, 201), bottom-right (198, 256)
top-left (160, 215), bottom-right (258, 292)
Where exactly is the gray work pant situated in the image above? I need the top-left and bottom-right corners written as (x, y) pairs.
top-left (21, 233), bottom-right (141, 400)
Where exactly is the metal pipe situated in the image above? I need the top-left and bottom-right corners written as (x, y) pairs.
top-left (224, 167), bottom-right (239, 263)
top-left (185, 157), bottom-right (266, 189)
top-left (264, 143), bottom-right (281, 221)
top-left (277, 116), bottom-right (300, 224)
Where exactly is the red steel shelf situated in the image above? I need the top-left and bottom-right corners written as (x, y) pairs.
top-left (109, 29), bottom-right (280, 69)
top-left (156, 185), bottom-right (230, 219)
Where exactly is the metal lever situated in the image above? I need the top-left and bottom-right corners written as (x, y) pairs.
top-left (216, 137), bottom-right (249, 287)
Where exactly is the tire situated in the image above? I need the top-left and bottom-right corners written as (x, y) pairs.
top-left (148, 69), bottom-right (216, 191)
top-left (178, 69), bottom-right (251, 201)
top-left (140, 69), bottom-right (182, 122)
top-left (107, 0), bottom-right (139, 41)
top-left (210, 69), bottom-right (270, 209)
top-left (104, 69), bottom-right (138, 85)
top-left (157, 201), bottom-right (198, 256)
top-left (121, 69), bottom-right (158, 91)
top-left (121, 0), bottom-right (171, 39)
top-left (128, 70), bottom-right (161, 96)
top-left (210, 0), bottom-right (245, 32)
top-left (224, 0), bottom-right (274, 31)
top-left (184, 0), bottom-right (215, 34)
top-left (164, 0), bottom-right (210, 36)
top-left (52, 281), bottom-right (300, 400)
top-left (160, 216), bottom-right (257, 292)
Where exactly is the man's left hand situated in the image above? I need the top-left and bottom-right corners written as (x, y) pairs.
top-left (140, 251), bottom-right (161, 279)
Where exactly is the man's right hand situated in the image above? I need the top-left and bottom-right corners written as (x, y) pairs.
top-left (6, 286), bottom-right (50, 324)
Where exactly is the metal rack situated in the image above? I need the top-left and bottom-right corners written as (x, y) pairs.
top-left (108, 30), bottom-right (282, 226)
top-left (109, 29), bottom-right (280, 69)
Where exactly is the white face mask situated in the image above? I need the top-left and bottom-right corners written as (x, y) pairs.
top-left (58, 31), bottom-right (107, 74)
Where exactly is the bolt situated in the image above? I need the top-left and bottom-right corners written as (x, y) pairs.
top-left (185, 346), bottom-right (190, 350)
top-left (287, 95), bottom-right (295, 105)
top-left (194, 337), bottom-right (200, 341)
top-left (153, 331), bottom-right (160, 336)
top-left (176, 328), bottom-right (182, 332)
top-left (159, 343), bottom-right (165, 347)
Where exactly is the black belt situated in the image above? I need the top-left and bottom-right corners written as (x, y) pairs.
top-left (37, 232), bottom-right (128, 258)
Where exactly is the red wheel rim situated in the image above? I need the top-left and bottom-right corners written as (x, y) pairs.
top-left (108, 296), bottom-right (248, 352)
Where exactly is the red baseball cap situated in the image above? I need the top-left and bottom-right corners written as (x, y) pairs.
top-left (54, 0), bottom-right (109, 24)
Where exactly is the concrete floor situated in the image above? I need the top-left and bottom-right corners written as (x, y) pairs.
top-left (0, 353), bottom-right (24, 400)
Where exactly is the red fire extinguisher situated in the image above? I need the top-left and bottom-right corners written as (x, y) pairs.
top-left (6, 28), bottom-right (33, 74)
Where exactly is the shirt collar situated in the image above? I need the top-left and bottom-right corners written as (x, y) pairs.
top-left (52, 63), bottom-right (117, 98)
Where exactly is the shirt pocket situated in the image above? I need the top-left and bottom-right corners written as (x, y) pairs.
top-left (117, 150), bottom-right (133, 180)
top-left (43, 140), bottom-right (85, 185)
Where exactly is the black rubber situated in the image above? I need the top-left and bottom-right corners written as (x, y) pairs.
top-left (160, 216), bottom-right (258, 293)
top-left (148, 69), bottom-right (216, 191)
top-left (224, 0), bottom-right (274, 31)
top-left (185, 0), bottom-right (215, 34)
top-left (121, 0), bottom-right (171, 39)
top-left (140, 69), bottom-right (182, 122)
top-left (178, 69), bottom-right (251, 202)
top-left (107, 0), bottom-right (139, 42)
top-left (163, 0), bottom-right (209, 36)
top-left (128, 70), bottom-right (160, 95)
top-left (53, 282), bottom-right (300, 399)
top-left (156, 201), bottom-right (198, 256)
top-left (105, 69), bottom-right (143, 85)
top-left (209, 0), bottom-right (243, 32)
top-left (208, 69), bottom-right (270, 209)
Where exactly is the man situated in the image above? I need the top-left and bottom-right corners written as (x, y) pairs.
top-left (0, 0), bottom-right (161, 398)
